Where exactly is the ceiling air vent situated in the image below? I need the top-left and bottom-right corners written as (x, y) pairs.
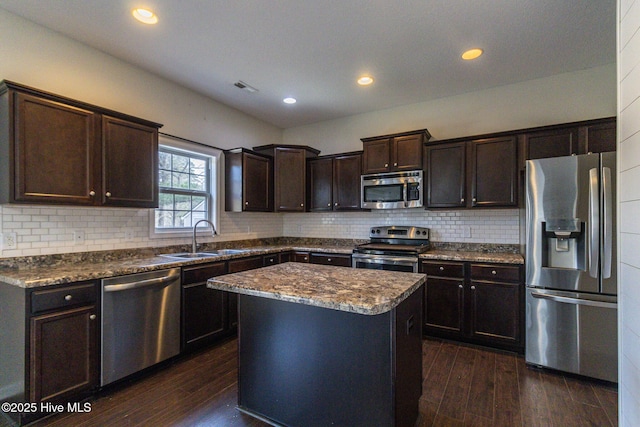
top-left (233, 80), bottom-right (258, 93)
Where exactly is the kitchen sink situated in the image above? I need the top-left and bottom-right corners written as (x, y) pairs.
top-left (160, 249), bottom-right (249, 259)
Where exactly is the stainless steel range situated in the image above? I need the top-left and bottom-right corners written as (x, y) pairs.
top-left (352, 226), bottom-right (430, 272)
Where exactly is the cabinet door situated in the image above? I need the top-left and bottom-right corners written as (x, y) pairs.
top-left (102, 116), bottom-right (158, 208)
top-left (471, 136), bottom-right (517, 207)
top-left (523, 127), bottom-right (578, 162)
top-left (29, 305), bottom-right (98, 403)
top-left (362, 139), bottom-right (391, 174)
top-left (424, 277), bottom-right (464, 335)
top-left (292, 251), bottom-right (310, 262)
top-left (13, 92), bottom-right (98, 205)
top-left (580, 120), bottom-right (616, 154)
top-left (274, 147), bottom-right (306, 211)
top-left (182, 262), bottom-right (227, 351)
top-left (243, 152), bottom-right (272, 211)
top-left (308, 157), bottom-right (334, 211)
top-left (333, 154), bottom-right (362, 210)
top-left (392, 134), bottom-right (423, 171)
top-left (469, 280), bottom-right (520, 344)
top-left (182, 283), bottom-right (226, 349)
top-left (425, 142), bottom-right (466, 208)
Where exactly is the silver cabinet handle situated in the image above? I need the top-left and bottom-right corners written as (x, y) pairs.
top-left (589, 168), bottom-right (599, 278)
top-left (439, 266), bottom-right (444, 271)
top-left (394, 162), bottom-right (398, 166)
top-left (105, 192), bottom-right (112, 198)
top-left (327, 258), bottom-right (332, 262)
top-left (491, 270), bottom-right (497, 275)
top-left (458, 284), bottom-right (463, 289)
top-left (64, 294), bottom-right (72, 301)
top-left (471, 286), bottom-right (476, 290)
top-left (89, 190), bottom-right (96, 196)
top-left (245, 201), bottom-right (249, 205)
top-left (327, 203), bottom-right (331, 207)
top-left (300, 203), bottom-right (304, 207)
top-left (461, 198), bottom-right (465, 203)
top-left (334, 202), bottom-right (338, 206)
top-left (89, 314), bottom-right (96, 320)
top-left (472, 198), bottom-right (477, 202)
top-left (384, 163), bottom-right (388, 167)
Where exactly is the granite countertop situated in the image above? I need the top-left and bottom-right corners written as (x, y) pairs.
top-left (420, 250), bottom-right (524, 264)
top-left (0, 245), bottom-right (353, 288)
top-left (207, 262), bottom-right (425, 315)
top-left (0, 241), bottom-right (522, 289)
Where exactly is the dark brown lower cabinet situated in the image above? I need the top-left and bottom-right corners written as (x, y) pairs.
top-left (421, 260), bottom-right (523, 352)
top-left (21, 281), bottom-right (99, 424)
top-left (181, 262), bottom-right (228, 352)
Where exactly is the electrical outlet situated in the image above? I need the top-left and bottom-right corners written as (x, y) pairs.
top-left (124, 230), bottom-right (135, 241)
top-left (247, 225), bottom-right (251, 234)
top-left (464, 227), bottom-right (472, 238)
top-left (73, 230), bottom-right (85, 244)
top-left (1, 232), bottom-right (17, 250)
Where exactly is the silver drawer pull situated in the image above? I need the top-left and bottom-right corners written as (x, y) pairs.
top-left (458, 284), bottom-right (463, 289)
top-left (327, 258), bottom-right (332, 262)
top-left (64, 294), bottom-right (73, 301)
top-left (491, 270), bottom-right (497, 275)
top-left (439, 266), bottom-right (444, 271)
top-left (89, 314), bottom-right (96, 320)
top-left (471, 286), bottom-right (476, 290)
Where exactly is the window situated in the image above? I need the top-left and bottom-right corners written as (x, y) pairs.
top-left (152, 135), bottom-right (220, 237)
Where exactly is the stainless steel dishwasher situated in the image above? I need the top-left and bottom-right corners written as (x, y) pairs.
top-left (101, 268), bottom-right (181, 386)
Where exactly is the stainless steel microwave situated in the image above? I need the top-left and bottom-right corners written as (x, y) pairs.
top-left (361, 170), bottom-right (423, 209)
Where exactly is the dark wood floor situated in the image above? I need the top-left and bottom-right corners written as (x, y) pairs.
top-left (14, 337), bottom-right (616, 427)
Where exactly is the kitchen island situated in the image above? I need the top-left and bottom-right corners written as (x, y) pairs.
top-left (207, 262), bottom-right (425, 427)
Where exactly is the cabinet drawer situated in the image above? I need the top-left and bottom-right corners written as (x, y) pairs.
top-left (228, 256), bottom-right (263, 273)
top-left (182, 262), bottom-right (227, 285)
top-left (263, 254), bottom-right (279, 266)
top-left (309, 253), bottom-right (352, 267)
top-left (31, 282), bottom-right (96, 314)
top-left (293, 252), bottom-right (310, 263)
top-left (422, 261), bottom-right (465, 278)
top-left (470, 264), bottom-right (520, 283)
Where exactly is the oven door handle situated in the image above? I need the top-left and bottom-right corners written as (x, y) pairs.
top-left (352, 254), bottom-right (418, 266)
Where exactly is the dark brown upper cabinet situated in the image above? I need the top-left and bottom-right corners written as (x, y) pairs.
top-left (471, 136), bottom-right (518, 207)
top-left (425, 136), bottom-right (517, 209)
top-left (252, 144), bottom-right (320, 212)
top-left (519, 117), bottom-right (616, 169)
top-left (0, 80), bottom-right (162, 207)
top-left (225, 148), bottom-right (273, 212)
top-left (425, 142), bottom-right (466, 208)
top-left (308, 152), bottom-right (362, 212)
top-left (101, 116), bottom-right (159, 208)
top-left (361, 129), bottom-right (431, 174)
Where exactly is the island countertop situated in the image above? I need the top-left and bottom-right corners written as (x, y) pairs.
top-left (207, 262), bottom-right (425, 316)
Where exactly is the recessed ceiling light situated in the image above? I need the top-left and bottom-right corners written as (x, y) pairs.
top-left (357, 76), bottom-right (374, 86)
top-left (461, 48), bottom-right (483, 60)
top-left (283, 97), bottom-right (297, 104)
top-left (132, 8), bottom-right (158, 25)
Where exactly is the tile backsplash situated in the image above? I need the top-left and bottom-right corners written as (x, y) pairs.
top-left (0, 204), bottom-right (519, 258)
top-left (282, 209), bottom-right (520, 243)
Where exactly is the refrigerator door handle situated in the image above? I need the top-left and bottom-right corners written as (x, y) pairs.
top-left (588, 168), bottom-right (599, 278)
top-left (602, 166), bottom-right (613, 279)
top-left (530, 291), bottom-right (617, 309)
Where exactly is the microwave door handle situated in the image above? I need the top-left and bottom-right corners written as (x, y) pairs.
top-left (602, 166), bottom-right (613, 279)
top-left (588, 168), bottom-right (599, 279)
top-left (403, 184), bottom-right (408, 207)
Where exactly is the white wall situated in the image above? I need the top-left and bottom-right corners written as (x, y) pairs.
top-left (283, 64), bottom-right (616, 155)
top-left (618, 0), bottom-right (640, 424)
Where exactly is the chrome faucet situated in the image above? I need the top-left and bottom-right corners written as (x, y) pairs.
top-left (192, 219), bottom-right (217, 253)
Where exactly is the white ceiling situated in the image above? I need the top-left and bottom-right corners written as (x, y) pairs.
top-left (0, 0), bottom-right (615, 129)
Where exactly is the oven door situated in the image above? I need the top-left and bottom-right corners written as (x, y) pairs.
top-left (352, 253), bottom-right (418, 272)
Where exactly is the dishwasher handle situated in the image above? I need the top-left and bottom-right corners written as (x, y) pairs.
top-left (103, 273), bottom-right (180, 293)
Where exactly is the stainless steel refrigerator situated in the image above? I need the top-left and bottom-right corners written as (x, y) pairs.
top-left (525, 152), bottom-right (617, 382)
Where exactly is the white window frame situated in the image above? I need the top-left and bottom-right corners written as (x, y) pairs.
top-left (149, 134), bottom-right (221, 239)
